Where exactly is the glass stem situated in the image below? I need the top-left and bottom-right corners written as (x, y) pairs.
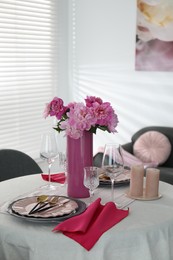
top-left (48, 162), bottom-right (52, 186)
top-left (111, 179), bottom-right (115, 202)
top-left (89, 189), bottom-right (94, 204)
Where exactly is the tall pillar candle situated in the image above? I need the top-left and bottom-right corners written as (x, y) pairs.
top-left (129, 165), bottom-right (144, 197)
top-left (145, 168), bottom-right (160, 198)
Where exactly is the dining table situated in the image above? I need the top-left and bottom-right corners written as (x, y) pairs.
top-left (1, 173), bottom-right (173, 260)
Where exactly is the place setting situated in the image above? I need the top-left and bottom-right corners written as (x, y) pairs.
top-left (7, 194), bottom-right (87, 223)
top-left (97, 143), bottom-right (131, 189)
top-left (1, 131), bottom-right (85, 223)
top-left (99, 168), bottom-right (131, 187)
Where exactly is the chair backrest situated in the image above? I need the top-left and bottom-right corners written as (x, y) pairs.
top-left (0, 149), bottom-right (43, 181)
top-left (93, 152), bottom-right (104, 167)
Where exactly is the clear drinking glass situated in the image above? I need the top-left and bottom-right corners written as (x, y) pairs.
top-left (58, 151), bottom-right (67, 186)
top-left (102, 143), bottom-right (124, 203)
top-left (40, 132), bottom-right (59, 190)
top-left (84, 167), bottom-right (99, 203)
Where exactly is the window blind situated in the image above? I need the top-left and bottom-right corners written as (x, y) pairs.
top-left (0, 0), bottom-right (57, 159)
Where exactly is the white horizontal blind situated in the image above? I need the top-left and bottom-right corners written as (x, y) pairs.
top-left (0, 0), bottom-right (57, 159)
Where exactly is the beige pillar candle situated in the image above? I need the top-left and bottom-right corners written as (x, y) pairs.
top-left (145, 168), bottom-right (160, 198)
top-left (129, 165), bottom-right (144, 197)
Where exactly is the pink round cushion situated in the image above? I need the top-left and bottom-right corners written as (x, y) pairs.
top-left (133, 131), bottom-right (171, 165)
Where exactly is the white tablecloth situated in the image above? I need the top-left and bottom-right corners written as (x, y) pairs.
top-left (1, 174), bottom-right (173, 260)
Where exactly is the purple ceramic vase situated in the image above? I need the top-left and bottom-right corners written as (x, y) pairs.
top-left (66, 131), bottom-right (93, 198)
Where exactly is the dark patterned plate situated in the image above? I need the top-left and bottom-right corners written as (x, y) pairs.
top-left (99, 169), bottom-right (130, 187)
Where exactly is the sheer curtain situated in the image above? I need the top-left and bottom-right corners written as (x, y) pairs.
top-left (0, 0), bottom-right (67, 160)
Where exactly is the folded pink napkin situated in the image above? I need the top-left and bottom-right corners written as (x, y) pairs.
top-left (53, 198), bottom-right (129, 250)
top-left (41, 173), bottom-right (65, 184)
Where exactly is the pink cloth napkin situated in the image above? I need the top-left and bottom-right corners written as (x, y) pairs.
top-left (41, 173), bottom-right (65, 184)
top-left (53, 198), bottom-right (129, 250)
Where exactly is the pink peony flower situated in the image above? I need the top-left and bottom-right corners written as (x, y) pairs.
top-left (60, 103), bottom-right (97, 139)
top-left (46, 97), bottom-right (67, 120)
top-left (85, 96), bottom-right (103, 107)
top-left (88, 101), bottom-right (119, 132)
top-left (44, 96), bottom-right (119, 139)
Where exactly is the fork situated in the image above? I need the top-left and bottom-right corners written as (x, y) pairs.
top-left (29, 196), bottom-right (59, 214)
top-left (32, 199), bottom-right (70, 214)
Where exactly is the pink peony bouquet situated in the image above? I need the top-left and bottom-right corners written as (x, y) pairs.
top-left (44, 96), bottom-right (119, 139)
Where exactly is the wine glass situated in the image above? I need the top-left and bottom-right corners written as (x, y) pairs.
top-left (84, 167), bottom-right (99, 204)
top-left (58, 151), bottom-right (67, 186)
top-left (102, 143), bottom-right (124, 203)
top-left (40, 132), bottom-right (59, 190)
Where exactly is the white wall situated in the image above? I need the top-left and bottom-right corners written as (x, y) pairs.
top-left (67, 0), bottom-right (173, 153)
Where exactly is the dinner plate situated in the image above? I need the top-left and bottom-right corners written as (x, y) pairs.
top-left (99, 179), bottom-right (130, 187)
top-left (8, 195), bottom-right (86, 223)
top-left (99, 169), bottom-right (130, 187)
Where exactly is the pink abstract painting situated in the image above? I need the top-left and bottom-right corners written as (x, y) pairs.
top-left (135, 0), bottom-right (173, 71)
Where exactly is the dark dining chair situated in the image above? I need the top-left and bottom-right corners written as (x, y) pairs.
top-left (0, 149), bottom-right (43, 182)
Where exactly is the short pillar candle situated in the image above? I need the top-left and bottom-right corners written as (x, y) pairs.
top-left (129, 165), bottom-right (144, 197)
top-left (145, 168), bottom-right (160, 198)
